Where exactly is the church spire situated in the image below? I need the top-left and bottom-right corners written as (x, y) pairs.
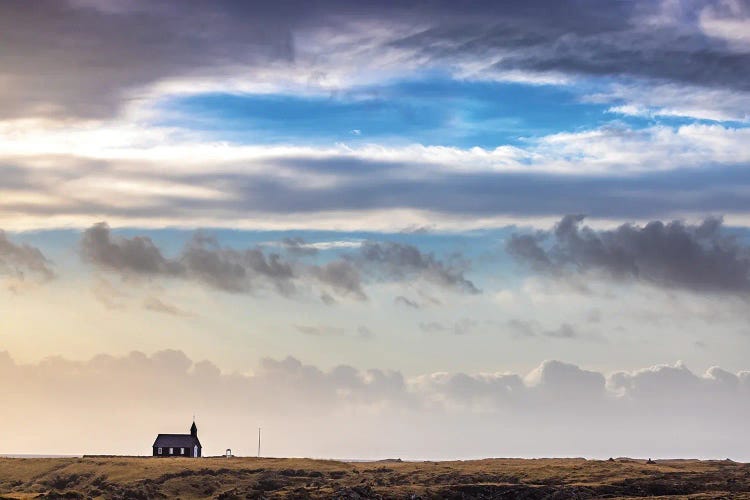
top-left (190, 419), bottom-right (198, 437)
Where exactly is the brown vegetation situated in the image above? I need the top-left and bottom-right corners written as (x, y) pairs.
top-left (1, 456), bottom-right (749, 499)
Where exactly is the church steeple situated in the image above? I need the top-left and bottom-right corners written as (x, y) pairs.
top-left (190, 419), bottom-right (198, 437)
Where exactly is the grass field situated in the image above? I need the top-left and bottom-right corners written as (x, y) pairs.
top-left (1, 456), bottom-right (749, 499)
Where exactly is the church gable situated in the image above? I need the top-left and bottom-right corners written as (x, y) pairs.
top-left (153, 420), bottom-right (202, 457)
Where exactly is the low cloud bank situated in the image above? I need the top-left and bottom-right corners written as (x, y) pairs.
top-left (1, 351), bottom-right (748, 459)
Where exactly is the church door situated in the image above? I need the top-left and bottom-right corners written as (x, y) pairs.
top-left (194, 445), bottom-right (198, 458)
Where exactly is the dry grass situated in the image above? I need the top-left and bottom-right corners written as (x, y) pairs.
top-left (1, 456), bottom-right (749, 499)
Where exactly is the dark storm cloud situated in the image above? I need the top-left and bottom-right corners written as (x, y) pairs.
top-left (2, 0), bottom-right (748, 119)
top-left (0, 231), bottom-right (55, 282)
top-left (508, 215), bottom-right (750, 293)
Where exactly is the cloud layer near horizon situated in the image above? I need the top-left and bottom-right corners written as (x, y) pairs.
top-left (1, 349), bottom-right (748, 458)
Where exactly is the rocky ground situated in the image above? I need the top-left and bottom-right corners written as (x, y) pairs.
top-left (1, 456), bottom-right (749, 499)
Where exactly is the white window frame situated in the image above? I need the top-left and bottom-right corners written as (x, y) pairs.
top-left (181, 447), bottom-right (185, 455)
top-left (158, 447), bottom-right (162, 455)
top-left (169, 447), bottom-right (173, 454)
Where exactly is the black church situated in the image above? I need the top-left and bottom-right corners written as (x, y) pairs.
top-left (152, 420), bottom-right (202, 457)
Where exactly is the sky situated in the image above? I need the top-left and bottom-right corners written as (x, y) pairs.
top-left (2, 0), bottom-right (750, 460)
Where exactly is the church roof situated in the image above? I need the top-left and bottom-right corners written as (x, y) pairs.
top-left (153, 433), bottom-right (201, 448)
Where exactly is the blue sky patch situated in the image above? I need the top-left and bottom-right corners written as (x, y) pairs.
top-left (156, 77), bottom-right (630, 148)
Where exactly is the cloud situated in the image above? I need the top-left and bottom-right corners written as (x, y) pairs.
top-left (295, 324), bottom-right (374, 340)
top-left (394, 296), bottom-right (420, 309)
top-left (6, 123), bottom-right (750, 231)
top-left (390, 1), bottom-right (750, 97)
top-left (0, 0), bottom-right (297, 119)
top-left (357, 241), bottom-right (479, 294)
top-left (356, 325), bottom-right (375, 340)
top-left (181, 232), bottom-right (296, 294)
top-left (295, 325), bottom-right (346, 337)
top-left (81, 222), bottom-right (180, 276)
top-left (90, 276), bottom-right (129, 310)
top-left (319, 291), bottom-right (336, 305)
top-left (310, 260), bottom-right (366, 300)
top-left (142, 296), bottom-right (190, 317)
top-left (543, 324), bottom-right (577, 339)
top-left (508, 215), bottom-right (750, 294)
top-left (79, 223), bottom-right (477, 300)
top-left (281, 237), bottom-right (318, 256)
top-left (506, 319), bottom-right (580, 340)
top-left (700, 2), bottom-right (750, 52)
top-left (81, 222), bottom-right (296, 295)
top-left (591, 82), bottom-right (750, 122)
top-left (5, 349), bottom-right (749, 457)
top-left (0, 230), bottom-right (54, 282)
top-left (525, 360), bottom-right (606, 402)
top-left (2, 1), bottom-right (747, 122)
top-left (506, 319), bottom-right (537, 338)
top-left (419, 318), bottom-right (478, 336)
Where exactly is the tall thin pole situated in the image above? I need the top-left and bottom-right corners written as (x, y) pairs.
top-left (257, 427), bottom-right (261, 458)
